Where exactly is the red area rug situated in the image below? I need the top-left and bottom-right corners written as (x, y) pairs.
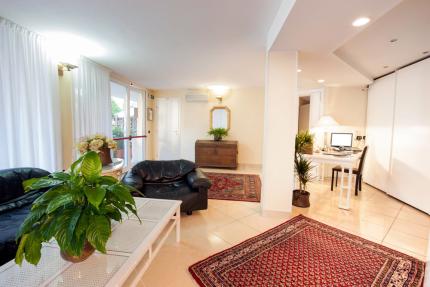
top-left (205, 172), bottom-right (261, 202)
top-left (189, 215), bottom-right (425, 287)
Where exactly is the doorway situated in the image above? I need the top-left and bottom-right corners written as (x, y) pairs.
top-left (110, 81), bottom-right (147, 169)
top-left (156, 97), bottom-right (181, 160)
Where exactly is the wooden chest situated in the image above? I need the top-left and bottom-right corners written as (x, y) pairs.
top-left (195, 140), bottom-right (238, 169)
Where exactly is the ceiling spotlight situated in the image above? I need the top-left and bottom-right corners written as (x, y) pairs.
top-left (297, 69), bottom-right (302, 73)
top-left (389, 38), bottom-right (398, 43)
top-left (352, 17), bottom-right (370, 27)
top-left (317, 79), bottom-right (325, 84)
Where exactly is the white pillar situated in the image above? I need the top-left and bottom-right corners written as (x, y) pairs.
top-left (261, 50), bottom-right (298, 213)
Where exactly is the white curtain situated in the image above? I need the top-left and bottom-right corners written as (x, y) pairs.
top-left (0, 18), bottom-right (61, 171)
top-left (72, 56), bottom-right (112, 143)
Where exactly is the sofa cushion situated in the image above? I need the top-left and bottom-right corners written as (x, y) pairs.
top-left (142, 181), bottom-right (200, 211)
top-left (132, 160), bottom-right (195, 183)
top-left (0, 204), bottom-right (32, 265)
top-left (0, 168), bottom-right (50, 204)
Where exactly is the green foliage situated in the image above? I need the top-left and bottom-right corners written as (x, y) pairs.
top-left (294, 131), bottom-right (315, 193)
top-left (15, 151), bottom-right (139, 266)
top-left (295, 130), bottom-right (314, 154)
top-left (111, 101), bottom-right (122, 116)
top-left (208, 128), bottom-right (229, 140)
top-left (112, 126), bottom-right (124, 149)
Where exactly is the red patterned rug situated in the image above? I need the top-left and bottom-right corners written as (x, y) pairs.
top-left (205, 172), bottom-right (261, 202)
top-left (189, 215), bottom-right (425, 287)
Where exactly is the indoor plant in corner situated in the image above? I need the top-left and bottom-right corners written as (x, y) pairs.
top-left (293, 131), bottom-right (315, 208)
top-left (15, 151), bottom-right (139, 265)
top-left (208, 128), bottom-right (228, 141)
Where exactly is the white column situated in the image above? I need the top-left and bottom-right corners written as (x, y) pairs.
top-left (261, 50), bottom-right (298, 213)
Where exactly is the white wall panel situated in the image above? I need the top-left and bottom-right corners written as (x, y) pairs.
top-left (363, 74), bottom-right (396, 192)
top-left (389, 58), bottom-right (430, 213)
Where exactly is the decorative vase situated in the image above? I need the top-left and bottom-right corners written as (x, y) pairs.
top-left (99, 147), bottom-right (112, 166)
top-left (214, 135), bottom-right (222, 141)
top-left (292, 189), bottom-right (310, 208)
top-left (60, 241), bottom-right (95, 263)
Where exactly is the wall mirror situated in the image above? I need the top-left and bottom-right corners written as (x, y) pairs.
top-left (210, 106), bottom-right (231, 130)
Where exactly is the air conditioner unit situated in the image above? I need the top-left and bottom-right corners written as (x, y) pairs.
top-left (185, 92), bottom-right (209, 102)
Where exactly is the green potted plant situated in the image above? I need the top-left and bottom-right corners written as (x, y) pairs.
top-left (208, 128), bottom-right (228, 141)
top-left (15, 151), bottom-right (139, 265)
top-left (293, 131), bottom-right (315, 208)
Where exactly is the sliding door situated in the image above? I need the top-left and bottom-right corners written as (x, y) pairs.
top-left (156, 97), bottom-right (181, 160)
top-left (389, 58), bottom-right (430, 213)
top-left (363, 74), bottom-right (396, 192)
top-left (111, 81), bottom-right (146, 169)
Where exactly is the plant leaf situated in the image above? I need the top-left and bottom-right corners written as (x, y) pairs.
top-left (98, 176), bottom-right (118, 185)
top-left (86, 215), bottom-right (111, 253)
top-left (66, 208), bottom-right (82, 241)
top-left (15, 234), bottom-right (29, 266)
top-left (50, 172), bottom-right (71, 181)
top-left (46, 193), bottom-right (74, 214)
top-left (23, 232), bottom-right (42, 265)
top-left (108, 184), bottom-right (135, 205)
top-left (75, 208), bottom-right (90, 237)
top-left (16, 207), bottom-right (46, 240)
top-left (70, 154), bottom-right (85, 176)
top-left (81, 151), bottom-right (102, 182)
top-left (23, 177), bottom-right (63, 192)
top-left (83, 185), bottom-right (106, 208)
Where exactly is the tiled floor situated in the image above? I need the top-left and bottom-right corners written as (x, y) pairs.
top-left (141, 168), bottom-right (430, 286)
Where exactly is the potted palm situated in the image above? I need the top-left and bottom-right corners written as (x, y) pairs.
top-left (15, 151), bottom-right (139, 265)
top-left (293, 131), bottom-right (315, 208)
top-left (208, 128), bottom-right (228, 141)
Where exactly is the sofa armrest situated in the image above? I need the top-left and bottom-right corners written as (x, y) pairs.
top-left (186, 169), bottom-right (212, 190)
top-left (121, 171), bottom-right (144, 190)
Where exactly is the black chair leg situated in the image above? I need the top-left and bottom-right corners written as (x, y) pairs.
top-left (355, 176), bottom-right (359, 196)
top-left (359, 176), bottom-right (362, 191)
top-left (335, 171), bottom-right (338, 187)
top-left (331, 169), bottom-right (334, 191)
top-left (186, 211), bottom-right (193, 215)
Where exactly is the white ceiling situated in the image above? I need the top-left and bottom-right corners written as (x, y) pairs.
top-left (335, 0), bottom-right (430, 79)
top-left (0, 0), bottom-right (282, 89)
top-left (271, 0), bottom-right (404, 88)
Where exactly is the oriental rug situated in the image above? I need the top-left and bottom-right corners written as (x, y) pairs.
top-left (205, 173), bottom-right (261, 202)
top-left (189, 215), bottom-right (425, 287)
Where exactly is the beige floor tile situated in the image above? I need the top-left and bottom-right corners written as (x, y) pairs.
top-left (239, 212), bottom-right (293, 232)
top-left (383, 229), bottom-right (428, 257)
top-left (397, 206), bottom-right (430, 227)
top-left (391, 218), bottom-right (430, 240)
top-left (211, 220), bottom-right (261, 245)
top-left (381, 242), bottom-right (427, 261)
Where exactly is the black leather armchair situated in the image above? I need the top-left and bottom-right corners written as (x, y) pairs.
top-left (0, 168), bottom-right (50, 265)
top-left (122, 160), bottom-right (211, 215)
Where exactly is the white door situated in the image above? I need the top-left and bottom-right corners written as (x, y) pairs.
top-left (363, 74), bottom-right (396, 192)
top-left (156, 97), bottom-right (181, 160)
top-left (389, 58), bottom-right (430, 214)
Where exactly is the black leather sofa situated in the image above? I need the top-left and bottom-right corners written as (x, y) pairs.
top-left (0, 168), bottom-right (50, 266)
top-left (122, 160), bottom-right (211, 215)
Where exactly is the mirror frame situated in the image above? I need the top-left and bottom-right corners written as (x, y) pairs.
top-left (210, 106), bottom-right (231, 131)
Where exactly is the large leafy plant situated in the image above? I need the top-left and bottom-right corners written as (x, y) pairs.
top-left (15, 151), bottom-right (139, 266)
top-left (294, 131), bottom-right (315, 194)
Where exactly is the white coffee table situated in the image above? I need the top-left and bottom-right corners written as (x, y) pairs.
top-left (0, 198), bottom-right (181, 287)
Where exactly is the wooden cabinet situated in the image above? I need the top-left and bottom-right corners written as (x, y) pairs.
top-left (195, 140), bottom-right (238, 169)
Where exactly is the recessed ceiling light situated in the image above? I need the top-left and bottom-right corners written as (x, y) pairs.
top-left (297, 69), bottom-right (302, 73)
top-left (389, 38), bottom-right (398, 43)
top-left (317, 79), bottom-right (325, 84)
top-left (352, 17), bottom-right (370, 27)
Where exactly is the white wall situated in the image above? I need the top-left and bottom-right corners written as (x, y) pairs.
top-left (324, 86), bottom-right (368, 136)
top-left (152, 88), bottom-right (265, 166)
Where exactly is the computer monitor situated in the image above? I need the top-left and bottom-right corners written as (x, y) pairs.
top-left (331, 133), bottom-right (353, 148)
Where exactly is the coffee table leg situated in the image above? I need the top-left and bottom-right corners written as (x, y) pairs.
top-left (176, 207), bottom-right (181, 243)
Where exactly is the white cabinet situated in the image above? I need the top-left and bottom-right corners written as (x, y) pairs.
top-left (388, 58), bottom-right (430, 214)
top-left (365, 58), bottom-right (430, 214)
top-left (363, 74), bottom-right (396, 192)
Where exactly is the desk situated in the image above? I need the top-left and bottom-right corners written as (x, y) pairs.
top-left (304, 153), bottom-right (361, 210)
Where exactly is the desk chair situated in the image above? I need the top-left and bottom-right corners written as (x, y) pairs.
top-left (331, 146), bottom-right (368, 196)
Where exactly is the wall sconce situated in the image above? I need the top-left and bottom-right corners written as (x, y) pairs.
top-left (208, 85), bottom-right (230, 104)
